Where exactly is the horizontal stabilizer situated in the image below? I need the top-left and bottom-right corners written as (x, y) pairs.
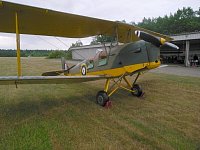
top-left (42, 65), bottom-right (76, 76)
top-left (42, 71), bottom-right (64, 76)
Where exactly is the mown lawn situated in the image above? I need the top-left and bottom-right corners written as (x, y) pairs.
top-left (0, 57), bottom-right (200, 150)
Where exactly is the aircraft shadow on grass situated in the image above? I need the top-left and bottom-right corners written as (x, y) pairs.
top-left (1, 84), bottom-right (146, 119)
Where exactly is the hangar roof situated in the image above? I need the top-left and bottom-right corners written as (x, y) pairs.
top-left (70, 43), bottom-right (113, 51)
top-left (171, 32), bottom-right (200, 41)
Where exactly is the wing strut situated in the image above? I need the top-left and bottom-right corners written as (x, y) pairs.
top-left (15, 12), bottom-right (22, 77)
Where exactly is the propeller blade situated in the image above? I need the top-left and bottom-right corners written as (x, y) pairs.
top-left (163, 42), bottom-right (179, 49)
top-left (135, 30), bottom-right (164, 47)
top-left (135, 30), bottom-right (179, 50)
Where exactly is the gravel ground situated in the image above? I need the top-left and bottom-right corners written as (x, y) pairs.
top-left (150, 65), bottom-right (200, 77)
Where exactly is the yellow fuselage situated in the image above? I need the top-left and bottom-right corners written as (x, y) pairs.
top-left (68, 61), bottom-right (160, 77)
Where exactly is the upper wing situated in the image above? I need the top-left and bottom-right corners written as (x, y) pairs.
top-left (0, 1), bottom-right (172, 43)
top-left (0, 75), bottom-right (106, 85)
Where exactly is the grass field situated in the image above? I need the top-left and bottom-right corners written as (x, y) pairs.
top-left (0, 57), bottom-right (200, 150)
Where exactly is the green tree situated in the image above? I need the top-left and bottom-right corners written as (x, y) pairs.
top-left (137, 7), bottom-right (200, 34)
top-left (90, 35), bottom-right (115, 45)
top-left (70, 40), bottom-right (83, 48)
top-left (90, 20), bottom-right (128, 45)
top-left (47, 50), bottom-right (67, 59)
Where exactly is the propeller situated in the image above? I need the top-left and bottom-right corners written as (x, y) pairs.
top-left (135, 30), bottom-right (179, 49)
top-left (42, 65), bottom-right (75, 76)
top-left (163, 42), bottom-right (179, 49)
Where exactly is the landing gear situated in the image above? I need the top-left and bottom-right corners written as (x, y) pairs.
top-left (131, 84), bottom-right (143, 97)
top-left (96, 73), bottom-right (143, 107)
top-left (96, 91), bottom-right (109, 106)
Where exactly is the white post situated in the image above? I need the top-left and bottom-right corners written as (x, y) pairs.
top-left (185, 40), bottom-right (190, 67)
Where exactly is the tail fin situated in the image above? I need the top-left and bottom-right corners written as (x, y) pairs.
top-left (42, 57), bottom-right (75, 76)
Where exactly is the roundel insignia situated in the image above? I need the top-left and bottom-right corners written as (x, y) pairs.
top-left (81, 64), bottom-right (87, 76)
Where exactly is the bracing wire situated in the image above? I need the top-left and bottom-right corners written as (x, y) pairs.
top-left (54, 37), bottom-right (86, 60)
top-left (36, 36), bottom-right (86, 60)
top-left (37, 36), bottom-right (60, 50)
top-left (55, 37), bottom-right (68, 48)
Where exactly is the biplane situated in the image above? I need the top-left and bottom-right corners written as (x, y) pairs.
top-left (0, 1), bottom-right (178, 106)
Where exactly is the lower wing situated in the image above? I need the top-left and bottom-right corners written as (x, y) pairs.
top-left (0, 76), bottom-right (106, 85)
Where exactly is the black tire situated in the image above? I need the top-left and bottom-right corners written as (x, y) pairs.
top-left (96, 91), bottom-right (109, 106)
top-left (81, 65), bottom-right (87, 76)
top-left (131, 84), bottom-right (143, 97)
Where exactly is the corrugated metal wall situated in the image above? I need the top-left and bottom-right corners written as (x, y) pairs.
top-left (72, 48), bottom-right (97, 60)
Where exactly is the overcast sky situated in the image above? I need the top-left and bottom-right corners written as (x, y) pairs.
top-left (0, 0), bottom-right (199, 50)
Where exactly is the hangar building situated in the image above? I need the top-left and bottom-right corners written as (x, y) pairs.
top-left (70, 32), bottom-right (200, 66)
top-left (161, 32), bottom-right (200, 66)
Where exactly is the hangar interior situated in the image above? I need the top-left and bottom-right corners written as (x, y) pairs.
top-left (161, 32), bottom-right (200, 66)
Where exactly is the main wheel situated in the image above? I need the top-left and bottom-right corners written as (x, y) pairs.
top-left (131, 84), bottom-right (143, 97)
top-left (96, 91), bottom-right (109, 107)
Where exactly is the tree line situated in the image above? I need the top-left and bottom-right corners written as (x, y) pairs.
top-left (0, 40), bottom-right (82, 59)
top-left (0, 49), bottom-right (53, 57)
top-left (137, 7), bottom-right (200, 35)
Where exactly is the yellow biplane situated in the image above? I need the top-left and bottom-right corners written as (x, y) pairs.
top-left (0, 1), bottom-right (178, 106)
